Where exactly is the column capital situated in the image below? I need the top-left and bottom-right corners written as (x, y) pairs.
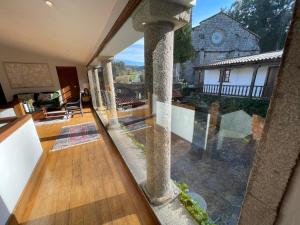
top-left (89, 56), bottom-right (113, 68)
top-left (87, 65), bottom-right (94, 70)
top-left (93, 65), bottom-right (103, 72)
top-left (100, 56), bottom-right (114, 64)
top-left (87, 65), bottom-right (102, 73)
top-left (132, 0), bottom-right (194, 32)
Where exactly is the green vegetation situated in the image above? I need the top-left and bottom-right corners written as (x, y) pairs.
top-left (127, 132), bottom-right (146, 152)
top-left (174, 23), bottom-right (195, 63)
top-left (227, 0), bottom-right (295, 52)
top-left (184, 92), bottom-right (270, 118)
top-left (176, 182), bottom-right (216, 225)
top-left (112, 61), bottom-right (126, 77)
top-left (200, 95), bottom-right (270, 118)
top-left (121, 125), bottom-right (146, 152)
top-left (112, 60), bottom-right (144, 82)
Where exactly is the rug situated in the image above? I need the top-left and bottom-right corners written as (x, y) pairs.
top-left (118, 115), bottom-right (152, 132)
top-left (118, 115), bottom-right (144, 125)
top-left (52, 122), bottom-right (100, 151)
top-left (122, 121), bottom-right (151, 133)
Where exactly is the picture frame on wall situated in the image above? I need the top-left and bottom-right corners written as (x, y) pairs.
top-left (3, 62), bottom-right (53, 89)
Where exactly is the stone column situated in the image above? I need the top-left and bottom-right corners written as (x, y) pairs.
top-left (132, 0), bottom-right (193, 205)
top-left (102, 58), bottom-right (118, 128)
top-left (144, 28), bottom-right (154, 114)
top-left (145, 21), bottom-right (174, 204)
top-left (102, 58), bottom-right (117, 110)
top-left (93, 67), bottom-right (104, 110)
top-left (87, 69), bottom-right (97, 109)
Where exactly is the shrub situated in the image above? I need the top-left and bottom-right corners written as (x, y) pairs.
top-left (176, 182), bottom-right (216, 225)
top-left (185, 93), bottom-right (270, 118)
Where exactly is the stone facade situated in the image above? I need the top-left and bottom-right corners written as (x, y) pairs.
top-left (180, 12), bottom-right (260, 84)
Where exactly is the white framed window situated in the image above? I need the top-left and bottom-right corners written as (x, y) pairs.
top-left (219, 69), bottom-right (231, 82)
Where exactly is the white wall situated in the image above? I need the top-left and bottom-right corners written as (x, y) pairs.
top-left (204, 69), bottom-right (220, 85)
top-left (225, 67), bottom-right (254, 85)
top-left (255, 66), bottom-right (269, 86)
top-left (0, 43), bottom-right (88, 102)
top-left (0, 108), bottom-right (16, 118)
top-left (170, 104), bottom-right (195, 142)
top-left (204, 65), bottom-right (269, 86)
top-left (156, 101), bottom-right (195, 142)
top-left (0, 118), bottom-right (43, 225)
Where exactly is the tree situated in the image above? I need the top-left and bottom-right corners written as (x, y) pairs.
top-left (173, 24), bottom-right (195, 82)
top-left (227, 0), bottom-right (295, 52)
top-left (112, 61), bottom-right (126, 78)
top-left (174, 24), bottom-right (195, 63)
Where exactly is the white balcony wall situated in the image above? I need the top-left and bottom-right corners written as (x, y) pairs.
top-left (0, 108), bottom-right (16, 118)
top-left (0, 118), bottom-right (43, 225)
top-left (204, 65), bottom-right (269, 86)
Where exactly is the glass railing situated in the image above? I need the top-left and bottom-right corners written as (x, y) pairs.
top-left (92, 69), bottom-right (275, 224)
top-left (87, 0), bottom-right (295, 223)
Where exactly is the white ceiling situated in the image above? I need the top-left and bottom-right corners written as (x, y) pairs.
top-left (0, 0), bottom-right (128, 64)
top-left (99, 17), bottom-right (143, 59)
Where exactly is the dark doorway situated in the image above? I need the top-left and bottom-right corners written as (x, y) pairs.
top-left (56, 66), bottom-right (80, 102)
top-left (0, 83), bottom-right (7, 106)
top-left (263, 66), bottom-right (279, 98)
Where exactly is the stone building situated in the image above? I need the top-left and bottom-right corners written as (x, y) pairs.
top-left (180, 12), bottom-right (260, 84)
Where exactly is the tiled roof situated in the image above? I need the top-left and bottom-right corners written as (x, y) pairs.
top-left (195, 50), bottom-right (283, 69)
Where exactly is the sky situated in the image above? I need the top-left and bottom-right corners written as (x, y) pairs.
top-left (114, 0), bottom-right (235, 65)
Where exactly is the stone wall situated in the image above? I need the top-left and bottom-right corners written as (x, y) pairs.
top-left (192, 12), bottom-right (260, 65)
top-left (179, 12), bottom-right (260, 84)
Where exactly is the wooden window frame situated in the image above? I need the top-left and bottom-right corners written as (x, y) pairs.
top-left (219, 69), bottom-right (231, 83)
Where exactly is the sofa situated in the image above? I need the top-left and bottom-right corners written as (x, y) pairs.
top-left (13, 91), bottom-right (61, 112)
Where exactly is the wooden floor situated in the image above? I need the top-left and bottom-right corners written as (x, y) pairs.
top-left (11, 108), bottom-right (159, 225)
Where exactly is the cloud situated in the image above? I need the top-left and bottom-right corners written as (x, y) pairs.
top-left (115, 38), bottom-right (144, 63)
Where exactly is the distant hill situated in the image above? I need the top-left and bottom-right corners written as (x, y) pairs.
top-left (123, 60), bottom-right (144, 66)
top-left (126, 65), bottom-right (144, 71)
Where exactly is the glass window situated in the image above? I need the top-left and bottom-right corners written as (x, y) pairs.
top-left (219, 69), bottom-right (230, 82)
top-left (223, 69), bottom-right (230, 82)
top-left (90, 0), bottom-right (296, 224)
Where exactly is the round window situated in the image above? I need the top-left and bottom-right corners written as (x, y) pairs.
top-left (211, 30), bottom-right (224, 45)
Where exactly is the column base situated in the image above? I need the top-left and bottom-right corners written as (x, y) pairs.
top-left (108, 118), bottom-right (120, 130)
top-left (141, 181), bottom-right (180, 206)
top-left (96, 107), bottom-right (106, 111)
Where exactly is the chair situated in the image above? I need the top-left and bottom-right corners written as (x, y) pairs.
top-left (65, 91), bottom-right (83, 117)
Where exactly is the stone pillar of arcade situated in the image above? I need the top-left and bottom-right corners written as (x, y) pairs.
top-left (132, 0), bottom-right (193, 205)
top-left (102, 57), bottom-right (119, 128)
top-left (93, 66), bottom-right (104, 110)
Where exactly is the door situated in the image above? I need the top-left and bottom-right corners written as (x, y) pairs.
top-left (195, 70), bottom-right (204, 89)
top-left (56, 66), bottom-right (80, 102)
top-left (0, 83), bottom-right (7, 106)
top-left (263, 66), bottom-right (279, 98)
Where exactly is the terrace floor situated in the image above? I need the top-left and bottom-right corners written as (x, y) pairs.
top-left (9, 107), bottom-right (159, 225)
top-left (115, 105), bottom-right (256, 225)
